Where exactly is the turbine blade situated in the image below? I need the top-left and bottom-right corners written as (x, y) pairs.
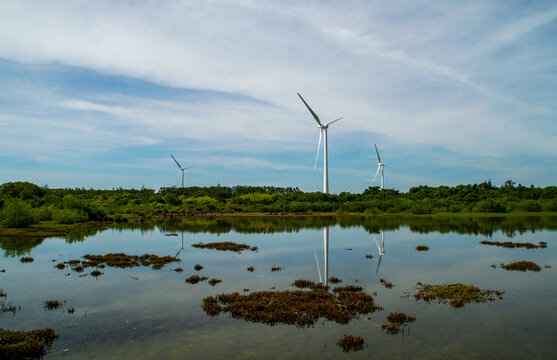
top-left (298, 93), bottom-right (322, 126)
top-left (372, 165), bottom-right (381, 183)
top-left (324, 117), bottom-right (343, 126)
top-left (314, 129), bottom-right (323, 169)
top-left (170, 154), bottom-right (182, 169)
top-left (372, 234), bottom-right (381, 253)
top-left (376, 254), bottom-right (382, 275)
top-left (374, 144), bottom-right (381, 163)
top-left (183, 165), bottom-right (194, 170)
top-left (314, 249), bottom-right (322, 283)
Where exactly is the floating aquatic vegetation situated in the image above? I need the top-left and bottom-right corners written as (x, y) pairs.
top-left (291, 279), bottom-right (329, 290)
top-left (208, 278), bottom-right (222, 286)
top-left (186, 275), bottom-right (208, 284)
top-left (192, 241), bottom-right (257, 252)
top-left (0, 327), bottom-right (58, 359)
top-left (365, 254), bottom-right (374, 259)
top-left (247, 266), bottom-right (255, 272)
top-left (1, 269), bottom-right (5, 273)
top-left (0, 289), bottom-right (5, 297)
top-left (337, 335), bottom-right (364, 351)
top-left (271, 267), bottom-right (283, 272)
top-left (202, 283), bottom-right (381, 327)
top-left (20, 257), bottom-right (34, 263)
top-left (490, 264), bottom-right (497, 268)
top-left (194, 264), bottom-right (203, 271)
top-left (44, 300), bottom-right (64, 311)
top-left (61, 253), bottom-right (180, 272)
top-left (243, 288), bottom-right (250, 292)
top-left (329, 277), bottom-right (342, 284)
top-left (67, 307), bottom-right (75, 314)
top-left (55, 263), bottom-right (65, 270)
top-left (539, 241), bottom-right (547, 248)
top-left (165, 233), bottom-right (178, 236)
top-left (480, 240), bottom-right (544, 249)
top-left (500, 261), bottom-right (541, 272)
top-left (413, 282), bottom-right (503, 308)
top-left (380, 278), bottom-right (394, 289)
top-left (381, 312), bottom-right (416, 335)
top-left (90, 270), bottom-right (102, 277)
top-left (416, 246), bottom-right (429, 251)
top-left (173, 267), bottom-right (183, 273)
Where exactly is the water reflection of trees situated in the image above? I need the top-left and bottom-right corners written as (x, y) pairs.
top-left (118, 215), bottom-right (557, 238)
top-left (3, 216), bottom-right (554, 257)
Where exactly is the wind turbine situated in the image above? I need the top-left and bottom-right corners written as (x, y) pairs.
top-left (298, 93), bottom-right (342, 194)
top-left (170, 154), bottom-right (193, 188)
top-left (372, 144), bottom-right (384, 190)
top-left (314, 226), bottom-right (330, 285)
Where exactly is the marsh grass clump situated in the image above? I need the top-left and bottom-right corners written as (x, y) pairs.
top-left (55, 263), bottom-right (65, 270)
top-left (381, 312), bottom-right (416, 335)
top-left (380, 278), bottom-right (394, 289)
top-left (271, 267), bottom-right (283, 272)
top-left (90, 269), bottom-right (102, 277)
top-left (500, 261), bottom-right (541, 272)
top-left (336, 335), bottom-right (364, 352)
top-left (329, 277), bottom-right (342, 284)
top-left (544, 264), bottom-right (552, 268)
top-left (0, 328), bottom-right (58, 359)
top-left (480, 240), bottom-right (542, 249)
top-left (332, 285), bottom-right (363, 293)
top-left (208, 278), bottom-right (222, 286)
top-left (186, 275), bottom-right (208, 284)
top-left (539, 241), bottom-right (547, 248)
top-left (416, 246), bottom-right (429, 251)
top-left (0, 289), bottom-right (6, 297)
top-left (173, 267), bottom-right (183, 273)
top-left (247, 266), bottom-right (255, 272)
top-left (44, 300), bottom-right (64, 311)
top-left (165, 233), bottom-right (178, 236)
top-left (1, 301), bottom-right (17, 314)
top-left (413, 282), bottom-right (504, 308)
top-left (192, 241), bottom-right (257, 252)
top-left (20, 257), bottom-right (34, 263)
top-left (292, 279), bottom-right (329, 291)
top-left (202, 284), bottom-right (381, 326)
top-left (62, 253), bottom-right (180, 272)
top-left (67, 307), bottom-right (75, 314)
top-left (365, 254), bottom-right (374, 259)
top-left (194, 264), bottom-right (203, 271)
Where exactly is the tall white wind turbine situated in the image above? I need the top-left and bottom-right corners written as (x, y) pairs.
top-left (372, 144), bottom-right (384, 190)
top-left (373, 230), bottom-right (385, 275)
top-left (170, 154), bottom-right (193, 188)
top-left (298, 93), bottom-right (342, 194)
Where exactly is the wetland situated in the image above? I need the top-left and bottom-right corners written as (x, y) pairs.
top-left (0, 215), bottom-right (555, 359)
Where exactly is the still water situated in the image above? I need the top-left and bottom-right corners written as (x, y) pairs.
top-left (1, 216), bottom-right (556, 359)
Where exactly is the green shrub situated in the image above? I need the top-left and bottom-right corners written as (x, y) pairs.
top-left (0, 199), bottom-right (39, 228)
top-left (52, 209), bottom-right (88, 224)
top-left (36, 206), bottom-right (54, 221)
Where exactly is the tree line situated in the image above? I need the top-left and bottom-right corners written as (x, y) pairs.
top-left (0, 180), bottom-right (556, 227)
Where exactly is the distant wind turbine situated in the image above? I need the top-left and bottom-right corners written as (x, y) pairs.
top-left (298, 93), bottom-right (342, 194)
top-left (372, 144), bottom-right (384, 190)
top-left (170, 154), bottom-right (193, 188)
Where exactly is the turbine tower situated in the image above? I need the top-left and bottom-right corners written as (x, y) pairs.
top-left (373, 230), bottom-right (385, 275)
top-left (298, 93), bottom-right (342, 194)
top-left (372, 144), bottom-right (384, 190)
top-left (170, 154), bottom-right (192, 188)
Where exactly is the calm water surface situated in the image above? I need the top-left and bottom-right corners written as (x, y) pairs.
top-left (1, 216), bottom-right (555, 359)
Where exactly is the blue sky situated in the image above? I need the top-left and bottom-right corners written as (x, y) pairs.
top-left (0, 0), bottom-right (556, 192)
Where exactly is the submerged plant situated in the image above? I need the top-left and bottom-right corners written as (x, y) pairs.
top-left (329, 277), bottom-right (342, 284)
top-left (337, 335), bottom-right (364, 351)
top-left (247, 266), bottom-right (255, 272)
top-left (380, 278), bottom-right (394, 289)
top-left (271, 267), bottom-right (283, 272)
top-left (194, 264), bottom-right (203, 271)
top-left (208, 278), bottom-right (222, 286)
top-left (44, 300), bottom-right (64, 311)
top-left (186, 275), bottom-right (208, 284)
top-left (480, 240), bottom-right (543, 249)
top-left (20, 257), bottom-right (34, 263)
top-left (415, 245), bottom-right (429, 251)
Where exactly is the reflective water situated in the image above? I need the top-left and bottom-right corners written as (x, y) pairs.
top-left (1, 216), bottom-right (556, 359)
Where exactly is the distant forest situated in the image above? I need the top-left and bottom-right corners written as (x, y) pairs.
top-left (1, 180), bottom-right (556, 227)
